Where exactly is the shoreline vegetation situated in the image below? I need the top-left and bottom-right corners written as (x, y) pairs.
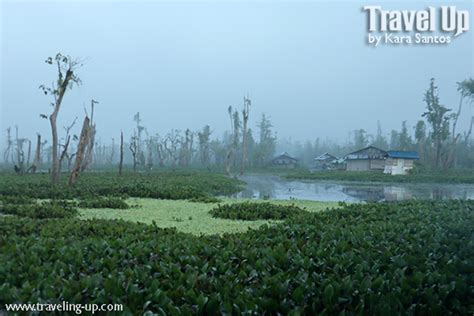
top-left (0, 170), bottom-right (245, 201)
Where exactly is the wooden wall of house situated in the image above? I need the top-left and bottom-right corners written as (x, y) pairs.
top-left (369, 159), bottom-right (385, 170)
top-left (346, 160), bottom-right (370, 171)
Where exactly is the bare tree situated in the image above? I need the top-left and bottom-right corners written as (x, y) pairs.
top-left (198, 125), bottom-right (212, 167)
top-left (26, 139), bottom-right (32, 167)
top-left (179, 129), bottom-right (194, 167)
top-left (240, 95), bottom-right (251, 175)
top-left (153, 134), bottom-right (166, 167)
top-left (130, 133), bottom-right (139, 172)
top-left (40, 53), bottom-right (82, 184)
top-left (164, 130), bottom-right (181, 169)
top-left (69, 116), bottom-right (90, 186)
top-left (133, 112), bottom-right (146, 167)
top-left (27, 134), bottom-right (42, 173)
top-left (59, 117), bottom-right (77, 172)
top-left (82, 99), bottom-right (98, 171)
top-left (225, 106), bottom-right (234, 175)
top-left (422, 79), bottom-right (451, 168)
top-left (13, 126), bottom-right (28, 174)
top-left (119, 131), bottom-right (124, 175)
top-left (145, 136), bottom-right (154, 171)
top-left (3, 127), bottom-right (13, 164)
top-left (457, 79), bottom-right (474, 143)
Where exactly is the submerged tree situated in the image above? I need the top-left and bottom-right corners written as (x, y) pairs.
top-left (40, 53), bottom-right (82, 184)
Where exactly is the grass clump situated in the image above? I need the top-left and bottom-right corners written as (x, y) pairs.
top-left (209, 201), bottom-right (307, 220)
top-left (0, 200), bottom-right (77, 219)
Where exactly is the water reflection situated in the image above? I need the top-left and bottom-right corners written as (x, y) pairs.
top-left (234, 175), bottom-right (474, 202)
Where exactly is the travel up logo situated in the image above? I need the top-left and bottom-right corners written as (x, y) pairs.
top-left (363, 5), bottom-right (470, 47)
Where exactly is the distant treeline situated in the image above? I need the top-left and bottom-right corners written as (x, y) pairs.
top-left (2, 53), bottom-right (474, 177)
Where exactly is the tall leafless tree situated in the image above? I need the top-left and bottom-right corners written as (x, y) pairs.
top-left (240, 95), bottom-right (251, 175)
top-left (130, 133), bottom-right (139, 172)
top-left (40, 53), bottom-right (82, 184)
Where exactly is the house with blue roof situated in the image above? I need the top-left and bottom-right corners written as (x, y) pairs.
top-left (383, 151), bottom-right (419, 175)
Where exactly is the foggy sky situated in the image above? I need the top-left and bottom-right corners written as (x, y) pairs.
top-left (1, 0), bottom-right (473, 149)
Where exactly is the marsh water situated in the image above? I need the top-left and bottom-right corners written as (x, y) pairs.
top-left (234, 175), bottom-right (474, 202)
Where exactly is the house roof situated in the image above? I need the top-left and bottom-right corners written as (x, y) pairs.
top-left (344, 145), bottom-right (387, 160)
top-left (315, 152), bottom-right (339, 161)
top-left (272, 152), bottom-right (298, 161)
top-left (386, 151), bottom-right (419, 159)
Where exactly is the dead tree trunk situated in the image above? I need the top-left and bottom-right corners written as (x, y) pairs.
top-left (26, 140), bottom-right (32, 167)
top-left (50, 70), bottom-right (74, 184)
top-left (28, 134), bottom-right (42, 173)
top-left (14, 126), bottom-right (25, 173)
top-left (69, 117), bottom-right (90, 187)
top-left (240, 96), bottom-right (251, 175)
top-left (130, 135), bottom-right (138, 172)
top-left (119, 131), bottom-right (124, 175)
top-left (3, 127), bottom-right (12, 164)
top-left (82, 99), bottom-right (98, 171)
top-left (225, 106), bottom-right (234, 176)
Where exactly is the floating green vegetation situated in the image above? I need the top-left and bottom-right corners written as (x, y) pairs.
top-left (79, 198), bottom-right (334, 235)
top-left (1, 200), bottom-right (472, 314)
top-left (77, 197), bottom-right (130, 209)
